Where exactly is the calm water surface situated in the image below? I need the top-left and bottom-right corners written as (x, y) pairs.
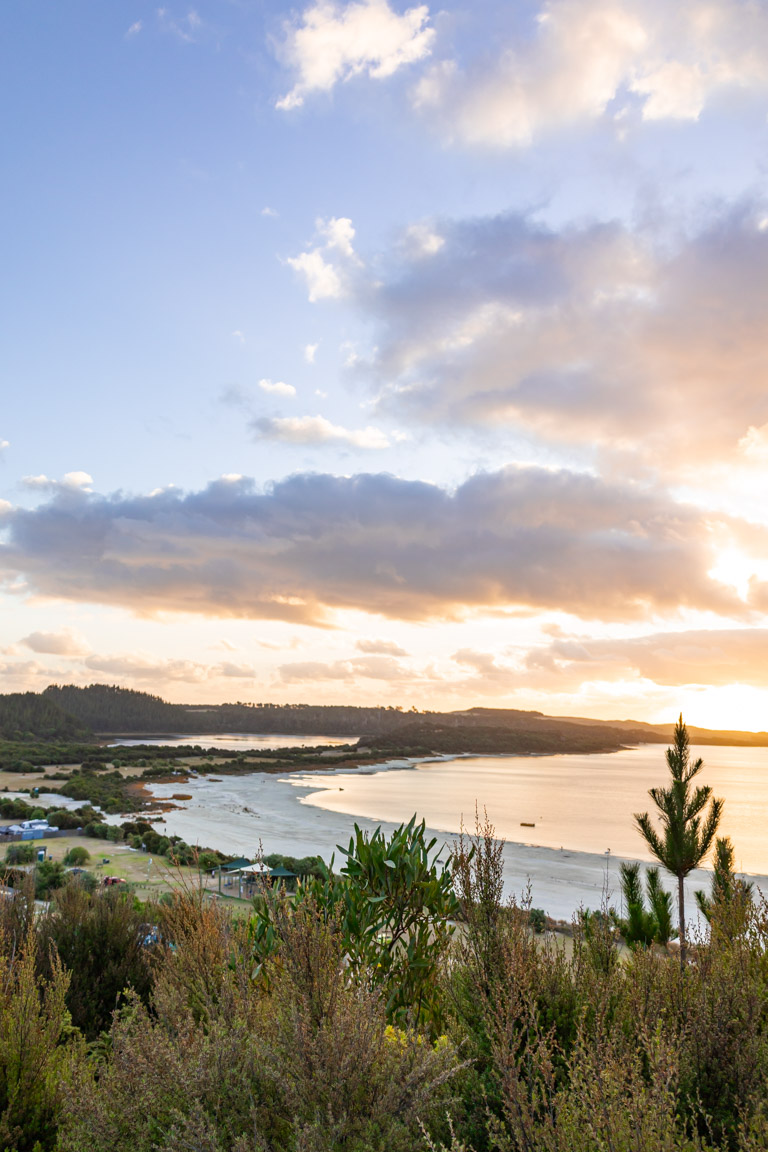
top-left (110, 733), bottom-right (356, 752)
top-left (293, 744), bottom-right (768, 875)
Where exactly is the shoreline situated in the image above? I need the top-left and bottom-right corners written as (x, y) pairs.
top-left (136, 756), bottom-right (768, 922)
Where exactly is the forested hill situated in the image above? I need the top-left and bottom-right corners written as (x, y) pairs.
top-left (42, 684), bottom-right (431, 736)
top-left (0, 691), bottom-right (92, 741)
top-left (26, 685), bottom-right (768, 748)
top-left (44, 684), bottom-right (184, 733)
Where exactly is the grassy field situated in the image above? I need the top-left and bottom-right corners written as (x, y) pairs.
top-left (8, 834), bottom-right (252, 903)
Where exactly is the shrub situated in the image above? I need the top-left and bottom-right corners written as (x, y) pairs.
top-left (5, 842), bottom-right (36, 866)
top-left (34, 860), bottom-right (67, 899)
top-left (37, 886), bottom-right (155, 1041)
top-left (0, 920), bottom-right (78, 1151)
top-left (57, 889), bottom-right (459, 1152)
top-left (63, 846), bottom-right (90, 866)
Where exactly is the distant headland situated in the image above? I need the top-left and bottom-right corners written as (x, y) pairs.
top-left (2, 683), bottom-right (767, 756)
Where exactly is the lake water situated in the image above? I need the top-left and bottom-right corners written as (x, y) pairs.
top-left (109, 733), bottom-right (356, 752)
top-left (291, 744), bottom-right (768, 875)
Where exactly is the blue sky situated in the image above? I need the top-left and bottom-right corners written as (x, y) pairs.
top-left (2, 0), bottom-right (768, 727)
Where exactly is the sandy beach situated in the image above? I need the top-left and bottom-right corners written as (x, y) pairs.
top-left (139, 765), bottom-right (768, 922)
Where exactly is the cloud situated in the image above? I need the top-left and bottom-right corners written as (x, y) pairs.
top-left (258, 378), bottom-right (297, 398)
top-left (287, 217), bottom-right (362, 302)
top-left (0, 467), bottom-right (754, 626)
top-left (305, 343), bottom-right (319, 363)
top-left (20, 630), bottom-right (89, 658)
top-left (522, 627), bottom-right (768, 690)
top-left (360, 204), bottom-right (768, 475)
top-left (414, 0), bottom-right (768, 147)
top-left (356, 637), bottom-right (409, 655)
top-left (231, 330), bottom-right (246, 345)
top-left (125, 20), bottom-right (142, 37)
top-left (0, 440), bottom-right (9, 455)
top-left (278, 654), bottom-right (410, 681)
top-left (22, 472), bottom-right (94, 493)
top-left (287, 249), bottom-right (344, 301)
top-left (157, 8), bottom-right (203, 43)
top-left (276, 0), bottom-right (434, 110)
top-left (252, 415), bottom-right (390, 449)
top-left (261, 206), bottom-right (278, 217)
top-left (80, 652), bottom-right (255, 683)
top-left (218, 661), bottom-right (255, 678)
top-left (402, 222), bottom-right (445, 259)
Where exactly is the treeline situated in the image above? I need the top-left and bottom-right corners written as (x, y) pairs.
top-left (364, 719), bottom-right (640, 756)
top-left (42, 683), bottom-right (431, 735)
top-left (0, 693), bottom-right (91, 742)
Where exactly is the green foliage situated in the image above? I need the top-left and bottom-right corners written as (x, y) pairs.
top-left (63, 846), bottom-right (90, 866)
top-left (528, 908), bottom-right (546, 933)
top-left (83, 822), bottom-right (123, 843)
top-left (252, 816), bottom-right (459, 1030)
top-left (0, 924), bottom-right (78, 1152)
top-left (336, 817), bottom-right (459, 1027)
top-left (635, 716), bottom-right (724, 958)
top-left (263, 850), bottom-right (325, 877)
top-left (5, 843), bottom-right (36, 866)
top-left (37, 886), bottom-right (154, 1041)
top-left (0, 691), bottom-right (91, 742)
top-left (618, 862), bottom-right (675, 948)
top-left (34, 861), bottom-right (66, 900)
top-left (59, 769), bottom-right (139, 814)
top-left (57, 890), bottom-right (458, 1152)
top-left (695, 836), bottom-right (754, 923)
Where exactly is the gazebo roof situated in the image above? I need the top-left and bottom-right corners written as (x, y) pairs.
top-left (269, 865), bottom-right (297, 878)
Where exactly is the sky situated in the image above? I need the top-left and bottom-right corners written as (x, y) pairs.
top-left (1, 0), bottom-right (768, 729)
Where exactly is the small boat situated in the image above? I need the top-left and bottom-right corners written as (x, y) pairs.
top-left (520, 821), bottom-right (535, 827)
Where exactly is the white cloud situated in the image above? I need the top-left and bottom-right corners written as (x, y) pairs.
top-left (0, 440), bottom-right (10, 455)
top-left (276, 0), bottom-right (434, 110)
top-left (231, 330), bottom-right (246, 344)
top-left (63, 472), bottom-right (93, 490)
top-left (21, 471), bottom-right (93, 493)
top-left (259, 378), bottom-right (297, 397)
top-left (261, 206), bottom-right (278, 217)
top-left (287, 249), bottom-right (344, 302)
top-left (252, 414), bottom-right (390, 448)
top-left (413, 0), bottom-right (768, 148)
top-left (403, 222), bottom-right (445, 259)
top-left (319, 216), bottom-right (358, 257)
top-left (305, 343), bottom-right (319, 363)
top-left (125, 20), bottom-right (142, 37)
top-left (287, 217), bottom-right (361, 302)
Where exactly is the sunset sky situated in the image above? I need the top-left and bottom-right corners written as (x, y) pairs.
top-left (2, 0), bottom-right (768, 728)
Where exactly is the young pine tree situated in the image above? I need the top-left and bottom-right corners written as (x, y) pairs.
top-left (634, 716), bottom-right (723, 963)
